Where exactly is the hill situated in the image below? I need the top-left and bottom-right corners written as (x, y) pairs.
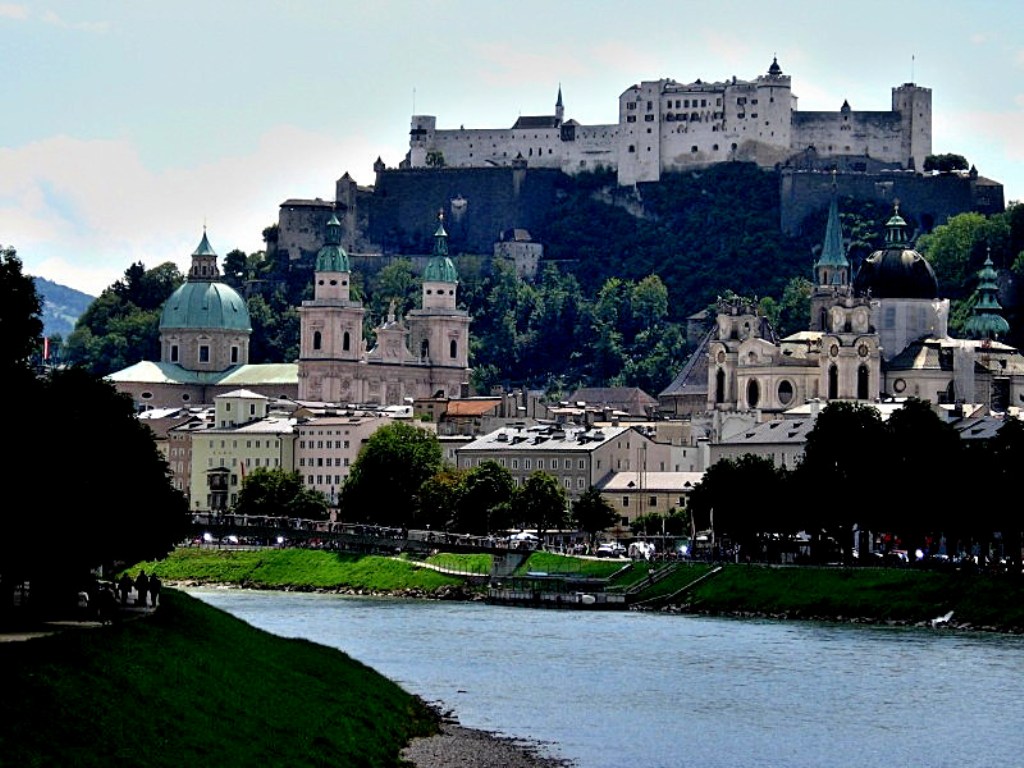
top-left (32, 276), bottom-right (94, 339)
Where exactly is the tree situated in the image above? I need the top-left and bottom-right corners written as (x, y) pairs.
top-left (687, 454), bottom-right (788, 557)
top-left (416, 467), bottom-right (466, 531)
top-left (234, 467), bottom-right (328, 519)
top-left (923, 153), bottom-right (969, 174)
top-left (883, 398), bottom-right (963, 555)
top-left (455, 461), bottom-right (516, 535)
top-left (514, 471), bottom-right (567, 544)
top-left (340, 422), bottom-right (443, 528)
top-left (792, 401), bottom-right (888, 563)
top-left (0, 245), bottom-right (43, 379)
top-left (572, 486), bottom-right (618, 542)
top-left (6, 367), bottom-right (189, 613)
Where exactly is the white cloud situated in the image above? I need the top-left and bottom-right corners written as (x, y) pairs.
top-left (1, 127), bottom-right (384, 295)
top-left (0, 3), bottom-right (28, 19)
top-left (39, 8), bottom-right (108, 32)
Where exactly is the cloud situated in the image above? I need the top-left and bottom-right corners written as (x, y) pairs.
top-left (39, 9), bottom-right (108, 32)
top-left (1, 127), bottom-right (385, 295)
top-left (970, 33), bottom-right (987, 45)
top-left (0, 3), bottom-right (27, 19)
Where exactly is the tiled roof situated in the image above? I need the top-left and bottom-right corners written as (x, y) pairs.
top-left (445, 399), bottom-right (502, 417)
top-left (598, 471), bottom-right (705, 492)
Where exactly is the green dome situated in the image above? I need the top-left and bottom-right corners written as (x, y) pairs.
top-left (160, 280), bottom-right (252, 332)
top-left (424, 217), bottom-right (458, 283)
top-left (316, 214), bottom-right (350, 272)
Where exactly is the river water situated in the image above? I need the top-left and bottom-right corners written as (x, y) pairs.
top-left (187, 588), bottom-right (1023, 768)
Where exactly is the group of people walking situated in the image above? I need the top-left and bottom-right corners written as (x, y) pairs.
top-left (116, 570), bottom-right (161, 608)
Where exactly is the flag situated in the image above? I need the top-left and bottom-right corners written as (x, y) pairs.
top-left (43, 337), bottom-right (50, 361)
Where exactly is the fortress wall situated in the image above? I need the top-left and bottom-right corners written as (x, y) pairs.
top-left (366, 167), bottom-right (563, 255)
top-left (780, 170), bottom-right (1005, 237)
top-left (792, 111), bottom-right (906, 165)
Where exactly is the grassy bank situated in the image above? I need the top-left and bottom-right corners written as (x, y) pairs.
top-left (136, 547), bottom-right (466, 593)
top-left (0, 590), bottom-right (438, 767)
top-left (135, 548), bottom-right (1024, 632)
top-left (675, 564), bottom-right (1024, 631)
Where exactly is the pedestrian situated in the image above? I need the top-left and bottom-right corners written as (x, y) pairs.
top-left (134, 570), bottom-right (149, 607)
top-left (97, 583), bottom-right (118, 625)
top-left (117, 573), bottom-right (132, 604)
top-left (149, 574), bottom-right (162, 607)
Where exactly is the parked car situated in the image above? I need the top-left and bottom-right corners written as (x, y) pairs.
top-left (596, 542), bottom-right (627, 558)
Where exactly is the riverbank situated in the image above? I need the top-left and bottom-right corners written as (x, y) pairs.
top-left (0, 589), bottom-right (568, 767)
top-left (137, 547), bottom-right (1024, 634)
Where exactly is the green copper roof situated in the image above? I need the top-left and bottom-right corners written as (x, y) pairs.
top-left (159, 280), bottom-right (252, 332)
top-left (193, 230), bottom-right (217, 256)
top-left (815, 189), bottom-right (849, 269)
top-left (884, 206), bottom-right (909, 245)
top-left (316, 214), bottom-right (351, 272)
top-left (963, 251), bottom-right (1009, 339)
top-left (423, 217), bottom-right (459, 283)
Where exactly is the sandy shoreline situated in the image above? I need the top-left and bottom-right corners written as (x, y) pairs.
top-left (402, 717), bottom-right (573, 768)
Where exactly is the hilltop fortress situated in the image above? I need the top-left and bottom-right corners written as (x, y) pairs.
top-left (276, 59), bottom-right (1002, 265)
top-left (405, 58), bottom-right (931, 185)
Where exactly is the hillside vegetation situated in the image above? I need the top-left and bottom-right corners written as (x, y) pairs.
top-left (0, 590), bottom-right (438, 767)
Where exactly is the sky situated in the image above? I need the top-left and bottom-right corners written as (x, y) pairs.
top-left (2, 0), bottom-right (1023, 297)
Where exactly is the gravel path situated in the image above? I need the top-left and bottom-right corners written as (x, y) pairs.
top-left (402, 720), bottom-right (573, 768)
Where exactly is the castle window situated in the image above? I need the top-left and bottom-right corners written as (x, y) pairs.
top-left (628, 145), bottom-right (636, 153)
top-left (231, 346), bottom-right (239, 364)
top-left (626, 115), bottom-right (636, 123)
top-left (450, 339), bottom-right (458, 359)
top-left (828, 364), bottom-right (839, 399)
top-left (626, 101), bottom-right (636, 110)
top-left (421, 339), bottom-right (429, 359)
top-left (313, 331), bottom-right (322, 351)
top-left (691, 146), bottom-right (698, 153)
top-left (645, 114), bottom-right (654, 122)
top-left (343, 331), bottom-right (350, 352)
top-left (199, 345), bottom-right (210, 363)
top-left (170, 344), bottom-right (179, 362)
top-left (713, 144), bottom-right (719, 151)
top-left (715, 368), bottom-right (726, 404)
top-left (646, 101), bottom-right (652, 110)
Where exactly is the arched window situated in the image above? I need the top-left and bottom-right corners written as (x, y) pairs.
top-left (828, 364), bottom-right (839, 399)
top-left (715, 368), bottom-right (726, 404)
top-left (857, 365), bottom-right (870, 400)
top-left (421, 339), bottom-right (429, 359)
top-left (450, 339), bottom-right (458, 359)
top-left (313, 330), bottom-right (322, 351)
top-left (746, 378), bottom-right (760, 409)
top-left (342, 331), bottom-right (350, 352)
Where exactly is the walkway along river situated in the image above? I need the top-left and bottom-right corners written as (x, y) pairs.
top-left (188, 588), bottom-right (1024, 768)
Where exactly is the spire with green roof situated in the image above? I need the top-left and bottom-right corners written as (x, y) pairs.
top-left (315, 213), bottom-right (350, 273)
top-left (814, 174), bottom-right (849, 288)
top-left (423, 212), bottom-right (458, 283)
top-left (963, 249), bottom-right (1010, 340)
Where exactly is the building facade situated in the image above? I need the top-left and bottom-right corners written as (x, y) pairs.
top-left (405, 59), bottom-right (930, 186)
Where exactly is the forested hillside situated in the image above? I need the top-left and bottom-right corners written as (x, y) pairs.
top-left (62, 164), bottom-right (1023, 398)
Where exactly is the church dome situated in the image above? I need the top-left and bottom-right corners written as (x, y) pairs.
top-left (159, 280), bottom-right (252, 332)
top-left (424, 216), bottom-right (459, 283)
top-left (853, 207), bottom-right (938, 299)
top-left (159, 230), bottom-right (252, 332)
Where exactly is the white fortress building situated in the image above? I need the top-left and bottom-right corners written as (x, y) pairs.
top-left (405, 58), bottom-right (931, 186)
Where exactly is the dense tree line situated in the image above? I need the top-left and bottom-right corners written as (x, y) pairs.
top-left (0, 245), bottom-right (189, 615)
top-left (688, 399), bottom-right (1024, 572)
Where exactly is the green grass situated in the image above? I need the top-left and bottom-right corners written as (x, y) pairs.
top-left (680, 565), bottom-right (1024, 628)
top-left (0, 590), bottom-right (438, 767)
top-left (423, 552), bottom-right (492, 575)
top-left (135, 547), bottom-right (464, 592)
top-left (514, 551), bottom-right (629, 579)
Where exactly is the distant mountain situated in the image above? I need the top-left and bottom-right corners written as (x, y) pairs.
top-left (32, 276), bottom-right (95, 338)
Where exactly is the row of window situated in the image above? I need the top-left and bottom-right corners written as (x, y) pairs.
top-left (298, 439), bottom-right (351, 449)
top-left (169, 344), bottom-right (240, 364)
top-left (299, 457), bottom-right (351, 467)
top-left (463, 456), bottom-right (588, 470)
top-left (620, 495), bottom-right (687, 508)
top-left (307, 475), bottom-right (346, 486)
top-left (207, 457), bottom-right (280, 468)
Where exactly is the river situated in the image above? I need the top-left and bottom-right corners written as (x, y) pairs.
top-left (186, 588), bottom-right (1024, 768)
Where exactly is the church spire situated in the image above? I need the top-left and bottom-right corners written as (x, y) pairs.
top-left (963, 248), bottom-right (1010, 340)
top-left (814, 174), bottom-right (849, 287)
top-left (555, 83), bottom-right (564, 123)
